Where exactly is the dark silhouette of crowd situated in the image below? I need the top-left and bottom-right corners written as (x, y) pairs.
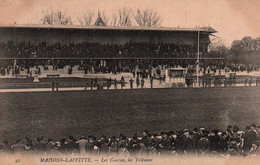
top-left (0, 41), bottom-right (223, 58)
top-left (1, 124), bottom-right (259, 157)
top-left (0, 40), bottom-right (259, 78)
top-left (0, 58), bottom-right (225, 76)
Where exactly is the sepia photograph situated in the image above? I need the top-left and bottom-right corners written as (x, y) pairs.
top-left (0, 0), bottom-right (259, 164)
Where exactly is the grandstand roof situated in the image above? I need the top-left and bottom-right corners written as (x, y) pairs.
top-left (0, 24), bottom-right (217, 33)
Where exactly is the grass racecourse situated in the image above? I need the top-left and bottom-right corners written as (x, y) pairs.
top-left (0, 87), bottom-right (260, 142)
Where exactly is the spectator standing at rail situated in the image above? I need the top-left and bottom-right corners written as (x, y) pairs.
top-left (56, 81), bottom-right (60, 91)
top-left (185, 77), bottom-right (190, 87)
top-left (256, 77), bottom-right (259, 86)
top-left (249, 77), bottom-right (253, 87)
top-left (136, 77), bottom-right (140, 88)
top-left (121, 76), bottom-right (125, 83)
top-left (51, 81), bottom-right (55, 92)
top-left (202, 76), bottom-right (205, 87)
top-left (114, 78), bottom-right (117, 89)
top-left (132, 71), bottom-right (135, 78)
top-left (94, 77), bottom-right (98, 90)
top-left (120, 76), bottom-right (125, 89)
top-left (129, 79), bottom-right (134, 89)
top-left (150, 77), bottom-right (154, 88)
top-left (38, 67), bottom-right (41, 75)
top-left (85, 80), bottom-right (89, 90)
top-left (107, 78), bottom-right (112, 90)
top-left (141, 78), bottom-right (145, 88)
top-left (90, 79), bottom-right (94, 90)
top-left (245, 78), bottom-right (248, 86)
top-left (120, 80), bottom-right (124, 89)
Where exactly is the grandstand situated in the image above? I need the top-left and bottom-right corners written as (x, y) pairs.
top-left (0, 24), bottom-right (220, 59)
top-left (0, 16), bottom-right (228, 89)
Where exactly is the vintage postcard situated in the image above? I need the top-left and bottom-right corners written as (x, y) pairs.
top-left (0, 0), bottom-right (259, 165)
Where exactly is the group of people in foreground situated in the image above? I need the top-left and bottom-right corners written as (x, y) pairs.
top-left (1, 124), bottom-right (259, 157)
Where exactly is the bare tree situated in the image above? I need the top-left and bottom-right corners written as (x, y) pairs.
top-left (117, 8), bottom-right (132, 26)
top-left (101, 11), bottom-right (109, 26)
top-left (41, 8), bottom-right (72, 25)
top-left (77, 10), bottom-right (94, 25)
top-left (133, 9), bottom-right (162, 27)
top-left (109, 8), bottom-right (132, 26)
top-left (110, 13), bottom-right (118, 26)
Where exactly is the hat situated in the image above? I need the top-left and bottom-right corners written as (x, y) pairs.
top-left (80, 136), bottom-right (86, 140)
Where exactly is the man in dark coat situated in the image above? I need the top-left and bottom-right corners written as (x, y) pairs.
top-left (242, 126), bottom-right (257, 154)
top-left (175, 131), bottom-right (185, 156)
top-left (197, 133), bottom-right (210, 156)
top-left (129, 133), bottom-right (140, 155)
top-left (208, 129), bottom-right (220, 153)
top-left (219, 132), bottom-right (229, 154)
top-left (183, 131), bottom-right (196, 156)
top-left (129, 79), bottom-right (134, 89)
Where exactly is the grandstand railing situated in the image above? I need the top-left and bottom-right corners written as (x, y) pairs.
top-left (0, 82), bottom-right (87, 89)
top-left (0, 80), bottom-right (258, 89)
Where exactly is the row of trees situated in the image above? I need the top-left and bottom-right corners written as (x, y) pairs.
top-left (229, 37), bottom-right (260, 65)
top-left (231, 37), bottom-right (260, 55)
top-left (209, 36), bottom-right (260, 65)
top-left (41, 8), bottom-right (162, 27)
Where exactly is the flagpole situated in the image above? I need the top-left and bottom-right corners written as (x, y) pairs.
top-left (197, 30), bottom-right (200, 87)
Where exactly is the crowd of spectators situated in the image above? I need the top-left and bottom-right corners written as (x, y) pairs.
top-left (0, 58), bottom-right (226, 76)
top-left (0, 41), bottom-right (223, 58)
top-left (1, 124), bottom-right (259, 157)
top-left (1, 40), bottom-right (258, 77)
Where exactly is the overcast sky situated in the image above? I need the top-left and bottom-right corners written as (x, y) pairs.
top-left (0, 0), bottom-right (259, 46)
